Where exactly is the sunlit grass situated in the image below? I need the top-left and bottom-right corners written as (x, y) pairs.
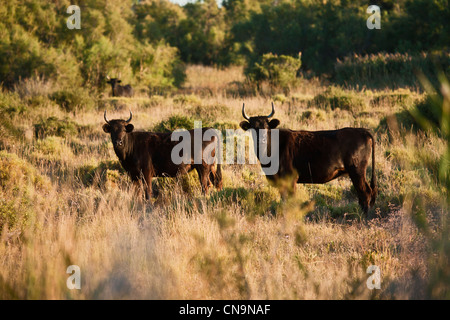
top-left (0, 65), bottom-right (448, 299)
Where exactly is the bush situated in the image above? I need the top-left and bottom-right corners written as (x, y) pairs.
top-left (75, 160), bottom-right (125, 188)
top-left (50, 88), bottom-right (96, 113)
top-left (153, 115), bottom-right (195, 133)
top-left (272, 94), bottom-right (288, 104)
top-left (142, 95), bottom-right (166, 108)
top-left (32, 136), bottom-right (73, 161)
top-left (209, 186), bottom-right (280, 216)
top-left (0, 91), bottom-right (24, 148)
top-left (152, 170), bottom-right (201, 199)
top-left (187, 103), bottom-right (229, 122)
top-left (34, 117), bottom-right (79, 139)
top-left (334, 52), bottom-right (450, 89)
top-left (311, 86), bottom-right (366, 113)
top-left (0, 151), bottom-right (51, 232)
top-left (245, 53), bottom-right (301, 90)
top-left (0, 90), bottom-right (26, 115)
top-left (0, 23), bottom-right (80, 90)
top-left (299, 109), bottom-right (327, 122)
top-left (132, 42), bottom-right (186, 90)
top-left (370, 89), bottom-right (416, 108)
top-left (173, 94), bottom-right (202, 106)
top-left (0, 1), bottom-right (185, 93)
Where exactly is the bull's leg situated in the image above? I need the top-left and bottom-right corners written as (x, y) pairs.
top-left (195, 166), bottom-right (210, 194)
top-left (141, 168), bottom-right (153, 200)
top-left (143, 180), bottom-right (152, 200)
top-left (208, 169), bottom-right (215, 189)
top-left (143, 176), bottom-right (153, 201)
top-left (208, 164), bottom-right (223, 190)
top-left (130, 176), bottom-right (149, 202)
top-left (346, 165), bottom-right (372, 215)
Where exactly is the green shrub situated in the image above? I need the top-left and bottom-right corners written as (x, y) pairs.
top-left (152, 170), bottom-right (201, 199)
top-left (132, 42), bottom-right (186, 90)
top-left (245, 53), bottom-right (301, 90)
top-left (311, 86), bottom-right (366, 113)
top-left (370, 89), bottom-right (416, 109)
top-left (142, 95), bottom-right (166, 108)
top-left (50, 88), bottom-right (96, 113)
top-left (0, 90), bottom-right (26, 115)
top-left (153, 115), bottom-right (195, 132)
top-left (173, 94), bottom-right (202, 106)
top-left (187, 103), bottom-right (229, 122)
top-left (0, 24), bottom-right (80, 89)
top-left (0, 151), bottom-right (51, 232)
top-left (210, 187), bottom-right (249, 204)
top-left (299, 109), bottom-right (327, 122)
top-left (0, 91), bottom-right (26, 148)
top-left (75, 160), bottom-right (125, 188)
top-left (0, 118), bottom-right (22, 150)
top-left (327, 203), bottom-right (362, 220)
top-left (32, 136), bottom-right (73, 161)
top-left (291, 94), bottom-right (314, 104)
top-left (210, 186), bottom-right (280, 216)
top-left (272, 94), bottom-right (288, 104)
top-left (334, 52), bottom-right (450, 89)
top-left (34, 117), bottom-right (78, 139)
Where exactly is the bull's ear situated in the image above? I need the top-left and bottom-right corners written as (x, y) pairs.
top-left (240, 121), bottom-right (251, 131)
top-left (269, 119), bottom-right (280, 129)
top-left (117, 80), bottom-right (122, 83)
top-left (102, 124), bottom-right (111, 133)
top-left (125, 124), bottom-right (134, 133)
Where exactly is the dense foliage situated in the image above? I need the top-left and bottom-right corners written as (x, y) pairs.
top-left (0, 0), bottom-right (185, 91)
top-left (0, 0), bottom-right (448, 91)
top-left (134, 0), bottom-right (449, 75)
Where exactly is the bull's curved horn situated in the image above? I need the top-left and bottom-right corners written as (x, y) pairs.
top-left (126, 109), bottom-right (132, 123)
top-left (104, 110), bottom-right (110, 124)
top-left (267, 102), bottom-right (275, 118)
top-left (106, 75), bottom-right (110, 80)
top-left (242, 103), bottom-right (250, 120)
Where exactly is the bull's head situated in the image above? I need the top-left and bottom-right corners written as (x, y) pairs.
top-left (239, 103), bottom-right (280, 170)
top-left (102, 110), bottom-right (133, 148)
top-left (106, 77), bottom-right (121, 87)
top-left (106, 75), bottom-right (121, 93)
top-left (239, 102), bottom-right (280, 132)
top-left (107, 74), bottom-right (125, 97)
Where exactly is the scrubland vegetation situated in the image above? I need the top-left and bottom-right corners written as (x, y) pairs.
top-left (0, 0), bottom-right (449, 300)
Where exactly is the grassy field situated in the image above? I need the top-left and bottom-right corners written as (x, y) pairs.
top-left (0, 65), bottom-right (448, 299)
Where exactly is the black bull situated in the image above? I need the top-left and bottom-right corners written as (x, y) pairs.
top-left (103, 111), bottom-right (222, 199)
top-left (106, 77), bottom-right (133, 97)
top-left (240, 103), bottom-right (377, 214)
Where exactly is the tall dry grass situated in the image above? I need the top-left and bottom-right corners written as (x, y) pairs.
top-left (0, 65), bottom-right (448, 299)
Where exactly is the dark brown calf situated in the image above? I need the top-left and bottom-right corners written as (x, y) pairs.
top-left (240, 103), bottom-right (377, 214)
top-left (106, 76), bottom-right (133, 97)
top-left (103, 110), bottom-right (222, 199)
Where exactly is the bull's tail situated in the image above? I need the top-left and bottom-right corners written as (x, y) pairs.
top-left (369, 133), bottom-right (377, 207)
